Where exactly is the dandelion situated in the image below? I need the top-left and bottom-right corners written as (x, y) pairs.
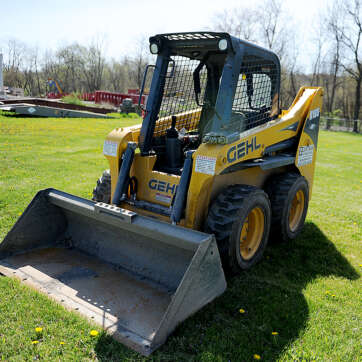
top-left (359, 264), bottom-right (362, 267)
top-left (254, 354), bottom-right (261, 360)
top-left (60, 341), bottom-right (65, 345)
top-left (332, 294), bottom-right (336, 297)
top-left (35, 327), bottom-right (43, 333)
top-left (272, 331), bottom-right (278, 335)
top-left (32, 340), bottom-right (39, 345)
top-left (325, 290), bottom-right (330, 294)
top-left (90, 330), bottom-right (99, 337)
top-left (239, 308), bottom-right (246, 314)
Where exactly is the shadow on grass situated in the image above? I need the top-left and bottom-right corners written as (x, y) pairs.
top-left (94, 222), bottom-right (359, 361)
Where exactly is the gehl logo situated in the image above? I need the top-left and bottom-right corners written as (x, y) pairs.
top-left (148, 179), bottom-right (178, 194)
top-left (227, 136), bottom-right (261, 163)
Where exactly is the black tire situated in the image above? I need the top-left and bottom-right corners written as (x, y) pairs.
top-left (205, 185), bottom-right (271, 273)
top-left (265, 173), bottom-right (309, 242)
top-left (92, 170), bottom-right (111, 203)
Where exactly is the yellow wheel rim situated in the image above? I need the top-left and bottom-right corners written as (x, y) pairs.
top-left (239, 207), bottom-right (265, 260)
top-left (289, 190), bottom-right (305, 232)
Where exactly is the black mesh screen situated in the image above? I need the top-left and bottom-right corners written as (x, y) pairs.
top-left (154, 56), bottom-right (207, 136)
top-left (232, 57), bottom-right (277, 132)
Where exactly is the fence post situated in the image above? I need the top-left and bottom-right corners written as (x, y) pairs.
top-left (353, 120), bottom-right (359, 133)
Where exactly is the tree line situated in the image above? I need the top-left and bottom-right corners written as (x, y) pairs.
top-left (2, 37), bottom-right (149, 97)
top-left (1, 0), bottom-right (361, 131)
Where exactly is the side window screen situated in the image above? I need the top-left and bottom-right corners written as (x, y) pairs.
top-left (231, 59), bottom-right (277, 132)
top-left (250, 73), bottom-right (272, 109)
top-left (154, 56), bottom-right (207, 137)
top-left (233, 73), bottom-right (272, 111)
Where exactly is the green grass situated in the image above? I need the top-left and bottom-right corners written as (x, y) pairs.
top-left (0, 115), bottom-right (361, 361)
top-left (61, 94), bottom-right (88, 106)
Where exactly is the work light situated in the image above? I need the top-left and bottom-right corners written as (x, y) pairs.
top-left (218, 39), bottom-right (228, 51)
top-left (150, 43), bottom-right (159, 54)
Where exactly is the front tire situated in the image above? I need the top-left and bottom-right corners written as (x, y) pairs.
top-left (92, 170), bottom-right (111, 203)
top-left (266, 173), bottom-right (309, 242)
top-left (205, 185), bottom-right (271, 273)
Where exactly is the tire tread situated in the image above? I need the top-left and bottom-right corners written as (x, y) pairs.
top-left (206, 184), bottom-right (269, 272)
top-left (265, 172), bottom-right (308, 242)
top-left (92, 170), bottom-right (111, 203)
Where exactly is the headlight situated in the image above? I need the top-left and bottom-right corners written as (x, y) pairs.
top-left (218, 39), bottom-right (228, 51)
top-left (150, 43), bottom-right (159, 54)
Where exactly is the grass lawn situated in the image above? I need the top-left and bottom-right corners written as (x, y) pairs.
top-left (0, 113), bottom-right (361, 361)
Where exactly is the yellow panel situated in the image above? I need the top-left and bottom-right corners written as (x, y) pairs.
top-left (130, 154), bottom-right (181, 207)
top-left (295, 88), bottom-right (323, 199)
top-left (104, 124), bottom-right (141, 197)
top-left (154, 109), bottom-right (201, 135)
top-left (102, 86), bottom-right (323, 230)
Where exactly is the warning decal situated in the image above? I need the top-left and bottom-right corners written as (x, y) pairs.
top-left (155, 193), bottom-right (172, 205)
top-left (103, 140), bottom-right (118, 156)
top-left (195, 155), bottom-right (216, 175)
top-left (297, 145), bottom-right (314, 166)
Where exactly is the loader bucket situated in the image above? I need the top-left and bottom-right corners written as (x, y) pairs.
top-left (0, 189), bottom-right (226, 355)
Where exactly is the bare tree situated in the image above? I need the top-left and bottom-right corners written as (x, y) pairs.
top-left (78, 36), bottom-right (107, 92)
top-left (56, 44), bottom-right (84, 93)
top-left (212, 8), bottom-right (259, 42)
top-left (23, 47), bottom-right (43, 96)
top-left (104, 59), bottom-right (123, 92)
top-left (309, 22), bottom-right (327, 88)
top-left (3, 39), bottom-right (26, 88)
top-left (316, 1), bottom-right (344, 129)
top-left (212, 0), bottom-right (292, 64)
top-left (256, 0), bottom-right (289, 60)
top-left (43, 49), bottom-right (64, 93)
top-left (129, 37), bottom-right (150, 90)
top-left (336, 0), bottom-right (362, 132)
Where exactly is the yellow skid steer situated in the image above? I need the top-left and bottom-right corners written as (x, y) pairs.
top-left (0, 32), bottom-right (323, 355)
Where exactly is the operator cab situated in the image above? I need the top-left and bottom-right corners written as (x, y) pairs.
top-left (138, 32), bottom-right (281, 175)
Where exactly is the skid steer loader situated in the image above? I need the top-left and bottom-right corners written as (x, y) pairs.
top-left (0, 32), bottom-right (323, 355)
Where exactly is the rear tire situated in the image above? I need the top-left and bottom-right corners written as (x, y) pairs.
top-left (265, 173), bottom-right (309, 242)
top-left (205, 185), bottom-right (271, 273)
top-left (92, 170), bottom-right (111, 203)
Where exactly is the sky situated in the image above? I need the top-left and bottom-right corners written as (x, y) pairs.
top-left (0, 0), bottom-right (328, 71)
